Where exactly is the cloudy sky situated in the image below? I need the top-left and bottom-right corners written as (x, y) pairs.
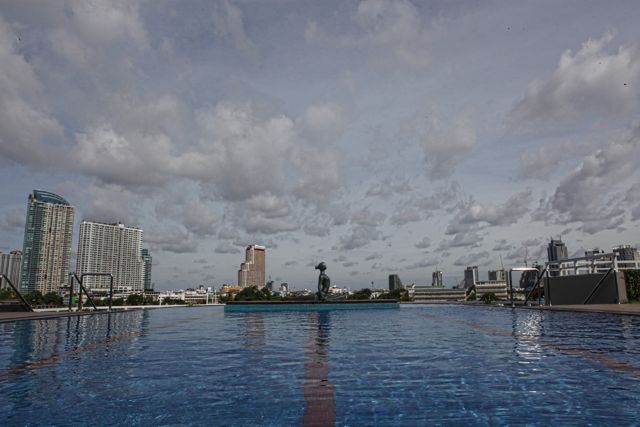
top-left (1, 0), bottom-right (639, 290)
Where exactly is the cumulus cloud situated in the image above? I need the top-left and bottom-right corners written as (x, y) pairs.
top-left (453, 251), bottom-right (490, 267)
top-left (518, 140), bottom-right (585, 180)
top-left (509, 33), bottom-right (640, 127)
top-left (146, 229), bottom-right (198, 253)
top-left (422, 113), bottom-right (476, 179)
top-left (405, 258), bottom-right (438, 270)
top-left (306, 0), bottom-right (430, 69)
top-left (214, 242), bottom-right (241, 254)
top-left (0, 17), bottom-right (65, 168)
top-left (456, 189), bottom-right (532, 228)
top-left (536, 126), bottom-right (640, 233)
top-left (492, 239), bottom-right (514, 252)
top-left (415, 236), bottom-right (431, 249)
top-left (212, 0), bottom-right (257, 59)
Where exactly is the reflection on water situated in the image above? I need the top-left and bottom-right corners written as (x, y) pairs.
top-left (303, 311), bottom-right (335, 427)
top-left (511, 309), bottom-right (545, 366)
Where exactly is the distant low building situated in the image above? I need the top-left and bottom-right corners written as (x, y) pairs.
top-left (488, 269), bottom-right (507, 282)
top-left (613, 245), bottom-right (639, 261)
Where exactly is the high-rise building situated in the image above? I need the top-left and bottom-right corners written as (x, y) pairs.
top-left (0, 250), bottom-right (22, 288)
top-left (431, 271), bottom-right (443, 287)
top-left (238, 245), bottom-right (266, 288)
top-left (488, 269), bottom-right (507, 282)
top-left (613, 245), bottom-right (639, 261)
top-left (388, 274), bottom-right (403, 291)
top-left (464, 266), bottom-right (479, 289)
top-left (20, 190), bottom-right (75, 294)
top-left (76, 221), bottom-right (144, 293)
top-left (141, 248), bottom-right (153, 291)
top-left (547, 238), bottom-right (568, 277)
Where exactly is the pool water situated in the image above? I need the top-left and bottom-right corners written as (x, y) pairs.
top-left (1, 305), bottom-right (640, 425)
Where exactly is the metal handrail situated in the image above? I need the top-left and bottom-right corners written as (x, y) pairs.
top-left (583, 268), bottom-right (614, 304)
top-left (68, 273), bottom-right (114, 312)
top-left (69, 274), bottom-right (98, 311)
top-left (0, 274), bottom-right (34, 312)
top-left (524, 265), bottom-right (549, 305)
top-left (82, 273), bottom-right (114, 311)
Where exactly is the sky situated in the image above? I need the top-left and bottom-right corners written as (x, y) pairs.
top-left (1, 0), bottom-right (639, 290)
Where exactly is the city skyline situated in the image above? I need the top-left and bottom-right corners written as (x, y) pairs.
top-left (1, 1), bottom-right (640, 290)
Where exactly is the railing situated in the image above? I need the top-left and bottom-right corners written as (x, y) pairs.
top-left (68, 273), bottom-right (114, 312)
top-left (0, 274), bottom-right (34, 312)
top-left (523, 265), bottom-right (549, 306)
top-left (508, 267), bottom-right (542, 308)
top-left (583, 268), bottom-right (615, 304)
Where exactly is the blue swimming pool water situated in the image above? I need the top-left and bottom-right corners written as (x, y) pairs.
top-left (1, 305), bottom-right (640, 426)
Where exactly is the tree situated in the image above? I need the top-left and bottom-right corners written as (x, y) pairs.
top-left (234, 286), bottom-right (271, 301)
top-left (481, 292), bottom-right (498, 304)
top-left (624, 270), bottom-right (640, 301)
top-left (0, 288), bottom-right (16, 301)
top-left (126, 294), bottom-right (144, 306)
top-left (351, 288), bottom-right (372, 300)
top-left (25, 291), bottom-right (44, 305)
top-left (43, 292), bottom-right (63, 306)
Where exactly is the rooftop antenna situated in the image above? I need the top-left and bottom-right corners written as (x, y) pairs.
top-left (499, 255), bottom-right (504, 271)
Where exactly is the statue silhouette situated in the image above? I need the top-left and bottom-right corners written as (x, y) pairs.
top-left (315, 262), bottom-right (331, 301)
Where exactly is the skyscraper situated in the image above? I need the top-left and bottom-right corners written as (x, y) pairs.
top-left (547, 237), bottom-right (568, 277)
top-left (20, 190), bottom-right (75, 294)
top-left (76, 221), bottom-right (144, 293)
top-left (141, 248), bottom-right (153, 291)
top-left (388, 274), bottom-right (403, 291)
top-left (0, 250), bottom-right (22, 288)
top-left (488, 269), bottom-right (507, 282)
top-left (432, 270), bottom-right (443, 287)
top-left (238, 244), bottom-right (266, 288)
top-left (464, 266), bottom-right (479, 289)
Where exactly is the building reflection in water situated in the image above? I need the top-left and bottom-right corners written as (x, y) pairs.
top-left (302, 311), bottom-right (335, 427)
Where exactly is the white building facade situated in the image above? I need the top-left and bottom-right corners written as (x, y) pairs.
top-left (76, 221), bottom-right (144, 294)
top-left (0, 250), bottom-right (22, 289)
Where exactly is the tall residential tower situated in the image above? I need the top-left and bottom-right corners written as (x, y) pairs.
top-left (76, 221), bottom-right (144, 293)
top-left (20, 190), bottom-right (75, 294)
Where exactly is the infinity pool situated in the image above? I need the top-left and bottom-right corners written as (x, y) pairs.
top-left (1, 305), bottom-right (640, 425)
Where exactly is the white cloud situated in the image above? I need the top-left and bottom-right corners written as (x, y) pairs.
top-left (422, 113), bottom-right (476, 179)
top-left (509, 33), bottom-right (640, 127)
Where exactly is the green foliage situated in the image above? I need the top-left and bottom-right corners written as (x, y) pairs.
top-left (351, 288), bottom-right (372, 300)
top-left (25, 291), bottom-right (44, 305)
top-left (234, 286), bottom-right (273, 301)
top-left (126, 294), bottom-right (145, 306)
top-left (480, 292), bottom-right (498, 304)
top-left (111, 297), bottom-right (125, 306)
top-left (377, 288), bottom-right (412, 301)
top-left (0, 287), bottom-right (16, 301)
top-left (624, 270), bottom-right (640, 301)
top-left (43, 292), bottom-right (63, 306)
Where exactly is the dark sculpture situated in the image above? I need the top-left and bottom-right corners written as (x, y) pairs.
top-left (315, 262), bottom-right (331, 301)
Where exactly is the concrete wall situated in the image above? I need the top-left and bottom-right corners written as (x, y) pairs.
top-left (544, 271), bottom-right (628, 305)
